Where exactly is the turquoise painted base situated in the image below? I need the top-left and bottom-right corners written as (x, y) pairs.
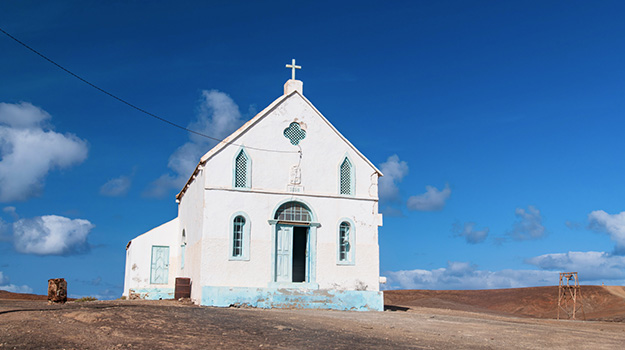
top-left (201, 286), bottom-right (383, 311)
top-left (130, 288), bottom-right (174, 300)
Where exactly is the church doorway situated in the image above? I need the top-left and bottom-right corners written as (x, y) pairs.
top-left (292, 226), bottom-right (308, 283)
top-left (273, 202), bottom-right (313, 284)
top-left (275, 224), bottom-right (310, 283)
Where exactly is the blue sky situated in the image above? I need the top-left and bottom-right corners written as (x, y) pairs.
top-left (1, 1), bottom-right (625, 298)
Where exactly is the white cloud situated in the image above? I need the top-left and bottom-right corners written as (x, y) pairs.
top-left (378, 155), bottom-right (408, 201)
top-left (377, 156), bottom-right (451, 213)
top-left (0, 101), bottom-right (50, 128)
top-left (100, 174), bottom-right (132, 197)
top-left (0, 271), bottom-right (33, 293)
top-left (13, 215), bottom-right (94, 255)
top-left (69, 290), bottom-right (116, 300)
top-left (380, 206), bottom-right (404, 217)
top-left (0, 102), bottom-right (88, 202)
top-left (0, 284), bottom-right (33, 293)
top-left (526, 251), bottom-right (625, 281)
top-left (565, 220), bottom-right (583, 230)
top-left (144, 90), bottom-right (244, 198)
top-left (0, 217), bottom-right (10, 241)
top-left (385, 261), bottom-right (557, 290)
top-left (407, 184), bottom-right (451, 211)
top-left (453, 222), bottom-right (489, 244)
top-left (3, 206), bottom-right (19, 220)
top-left (588, 210), bottom-right (625, 254)
top-left (386, 251), bottom-right (625, 291)
top-left (144, 173), bottom-right (180, 199)
top-left (508, 205), bottom-right (545, 240)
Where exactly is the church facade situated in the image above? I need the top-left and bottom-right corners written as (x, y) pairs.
top-left (123, 73), bottom-right (384, 311)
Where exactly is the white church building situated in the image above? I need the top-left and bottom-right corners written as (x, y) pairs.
top-left (123, 62), bottom-right (384, 311)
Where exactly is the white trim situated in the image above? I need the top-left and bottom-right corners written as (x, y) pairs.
top-left (205, 186), bottom-right (378, 202)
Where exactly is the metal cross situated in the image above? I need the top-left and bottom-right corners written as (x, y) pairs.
top-left (285, 59), bottom-right (301, 80)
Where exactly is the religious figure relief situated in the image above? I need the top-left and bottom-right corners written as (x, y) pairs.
top-left (290, 165), bottom-right (301, 185)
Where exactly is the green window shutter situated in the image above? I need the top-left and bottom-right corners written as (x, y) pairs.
top-left (235, 150), bottom-right (248, 188)
top-left (340, 158), bottom-right (352, 195)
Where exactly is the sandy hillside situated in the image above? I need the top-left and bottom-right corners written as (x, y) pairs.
top-left (0, 290), bottom-right (49, 301)
top-left (384, 285), bottom-right (625, 321)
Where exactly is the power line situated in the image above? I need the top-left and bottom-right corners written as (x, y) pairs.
top-left (0, 26), bottom-right (297, 154)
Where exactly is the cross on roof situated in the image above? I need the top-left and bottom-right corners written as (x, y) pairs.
top-left (286, 59), bottom-right (301, 80)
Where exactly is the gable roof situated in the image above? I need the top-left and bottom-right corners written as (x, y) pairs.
top-left (176, 88), bottom-right (382, 200)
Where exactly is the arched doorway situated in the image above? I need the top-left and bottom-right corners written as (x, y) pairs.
top-left (270, 201), bottom-right (318, 285)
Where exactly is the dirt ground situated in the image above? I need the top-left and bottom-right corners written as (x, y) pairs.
top-left (1, 288), bottom-right (625, 349)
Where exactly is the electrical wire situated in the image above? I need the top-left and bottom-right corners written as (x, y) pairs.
top-left (0, 26), bottom-right (298, 154)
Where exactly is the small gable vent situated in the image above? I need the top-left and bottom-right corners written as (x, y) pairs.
top-left (283, 122), bottom-right (306, 146)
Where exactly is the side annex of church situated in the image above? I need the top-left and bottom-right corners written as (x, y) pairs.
top-left (123, 66), bottom-right (384, 311)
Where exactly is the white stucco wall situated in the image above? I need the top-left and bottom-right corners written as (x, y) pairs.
top-left (122, 217), bottom-right (180, 296)
top-left (200, 192), bottom-right (380, 291)
top-left (126, 81), bottom-right (383, 305)
top-left (202, 93), bottom-right (379, 197)
top-left (177, 168), bottom-right (206, 302)
top-left (195, 87), bottom-right (382, 292)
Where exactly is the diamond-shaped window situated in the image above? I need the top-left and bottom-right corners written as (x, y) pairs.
top-left (283, 122), bottom-right (306, 145)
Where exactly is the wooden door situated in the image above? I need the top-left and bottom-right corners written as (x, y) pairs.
top-left (276, 225), bottom-right (293, 282)
top-left (150, 245), bottom-right (169, 284)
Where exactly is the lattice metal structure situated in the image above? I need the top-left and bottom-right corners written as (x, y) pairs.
top-left (283, 122), bottom-right (306, 145)
top-left (557, 272), bottom-right (585, 320)
top-left (340, 158), bottom-right (352, 195)
top-left (234, 150), bottom-right (248, 188)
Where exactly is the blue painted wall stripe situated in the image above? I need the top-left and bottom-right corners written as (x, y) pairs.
top-left (201, 286), bottom-right (383, 311)
top-left (130, 288), bottom-right (174, 300)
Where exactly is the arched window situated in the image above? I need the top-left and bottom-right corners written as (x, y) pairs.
top-left (337, 220), bottom-right (354, 264)
top-left (339, 157), bottom-right (353, 195)
top-left (275, 202), bottom-right (312, 223)
top-left (234, 148), bottom-right (251, 188)
top-left (229, 213), bottom-right (250, 260)
top-left (232, 216), bottom-right (245, 257)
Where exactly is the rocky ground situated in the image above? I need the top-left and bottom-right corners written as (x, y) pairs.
top-left (1, 287), bottom-right (624, 349)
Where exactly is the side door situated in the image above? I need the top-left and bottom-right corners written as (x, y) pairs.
top-left (150, 245), bottom-right (170, 284)
top-left (275, 225), bottom-right (293, 282)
